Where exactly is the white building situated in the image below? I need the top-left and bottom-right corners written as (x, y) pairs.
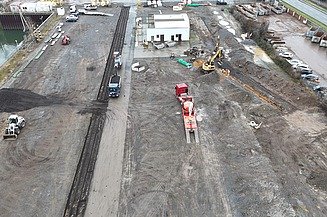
top-left (146, 13), bottom-right (190, 42)
top-left (10, 2), bottom-right (53, 13)
top-left (9, 2), bottom-right (22, 13)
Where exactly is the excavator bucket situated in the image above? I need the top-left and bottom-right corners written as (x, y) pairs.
top-left (3, 134), bottom-right (18, 140)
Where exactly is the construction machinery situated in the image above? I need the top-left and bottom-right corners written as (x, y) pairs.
top-left (62, 35), bottom-right (70, 45)
top-left (113, 51), bottom-right (122, 69)
top-left (108, 74), bottom-right (122, 98)
top-left (202, 38), bottom-right (224, 73)
top-left (184, 46), bottom-right (203, 58)
top-left (3, 115), bottom-right (26, 140)
top-left (175, 83), bottom-right (199, 143)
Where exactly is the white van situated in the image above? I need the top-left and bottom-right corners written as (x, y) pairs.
top-left (84, 3), bottom-right (97, 10)
top-left (69, 5), bottom-right (77, 13)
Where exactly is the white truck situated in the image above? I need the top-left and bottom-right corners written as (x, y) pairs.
top-left (114, 51), bottom-right (122, 69)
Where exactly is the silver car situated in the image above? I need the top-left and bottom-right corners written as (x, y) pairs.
top-left (66, 15), bottom-right (78, 22)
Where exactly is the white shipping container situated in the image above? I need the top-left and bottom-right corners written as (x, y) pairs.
top-left (10, 2), bottom-right (52, 13)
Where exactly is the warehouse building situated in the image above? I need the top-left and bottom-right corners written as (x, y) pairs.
top-left (146, 13), bottom-right (190, 42)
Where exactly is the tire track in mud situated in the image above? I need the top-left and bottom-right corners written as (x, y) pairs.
top-left (63, 6), bottom-right (130, 217)
top-left (119, 87), bottom-right (215, 215)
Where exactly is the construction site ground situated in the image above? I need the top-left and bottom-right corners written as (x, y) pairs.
top-left (0, 6), bottom-right (120, 216)
top-left (0, 3), bottom-right (327, 217)
top-left (117, 4), bottom-right (327, 216)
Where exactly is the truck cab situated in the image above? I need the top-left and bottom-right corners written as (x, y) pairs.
top-left (108, 74), bottom-right (121, 98)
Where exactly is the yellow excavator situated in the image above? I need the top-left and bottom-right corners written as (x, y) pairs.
top-left (202, 38), bottom-right (224, 73)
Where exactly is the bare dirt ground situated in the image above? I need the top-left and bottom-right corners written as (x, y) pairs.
top-left (0, 7), bottom-right (120, 217)
top-left (118, 4), bottom-right (327, 216)
top-left (1, 3), bottom-right (327, 217)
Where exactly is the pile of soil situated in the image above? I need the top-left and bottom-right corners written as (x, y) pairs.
top-left (0, 88), bottom-right (59, 112)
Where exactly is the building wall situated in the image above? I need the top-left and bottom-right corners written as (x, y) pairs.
top-left (36, 2), bottom-right (53, 12)
top-left (146, 28), bottom-right (189, 42)
top-left (20, 3), bottom-right (37, 12)
top-left (10, 4), bottom-right (21, 13)
top-left (10, 2), bottom-right (53, 13)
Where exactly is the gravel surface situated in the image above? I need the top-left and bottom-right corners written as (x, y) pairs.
top-left (118, 4), bottom-right (327, 216)
top-left (0, 7), bottom-right (120, 216)
top-left (1, 3), bottom-right (327, 217)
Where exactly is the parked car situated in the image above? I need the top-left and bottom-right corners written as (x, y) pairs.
top-left (287, 59), bottom-right (302, 68)
top-left (71, 11), bottom-right (79, 16)
top-left (295, 63), bottom-right (310, 70)
top-left (298, 68), bottom-right (313, 75)
top-left (165, 41), bottom-right (177, 47)
top-left (84, 3), bottom-right (97, 10)
top-left (66, 15), bottom-right (78, 22)
top-left (301, 74), bottom-right (319, 82)
top-left (153, 42), bottom-right (165, 49)
top-left (278, 51), bottom-right (293, 59)
top-left (313, 85), bottom-right (327, 91)
top-left (275, 46), bottom-right (288, 53)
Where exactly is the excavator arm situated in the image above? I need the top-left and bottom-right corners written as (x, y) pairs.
top-left (202, 38), bottom-right (224, 73)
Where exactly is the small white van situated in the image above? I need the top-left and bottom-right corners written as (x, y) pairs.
top-left (84, 3), bottom-right (97, 10)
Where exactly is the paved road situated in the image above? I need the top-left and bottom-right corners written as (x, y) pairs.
top-left (84, 5), bottom-right (136, 217)
top-left (282, 0), bottom-right (327, 26)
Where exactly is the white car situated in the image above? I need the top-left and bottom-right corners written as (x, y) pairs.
top-left (279, 51), bottom-right (293, 59)
top-left (296, 63), bottom-right (310, 70)
top-left (299, 68), bottom-right (313, 75)
top-left (275, 46), bottom-right (288, 53)
top-left (301, 74), bottom-right (319, 82)
top-left (66, 15), bottom-right (78, 22)
top-left (313, 85), bottom-right (326, 91)
top-left (84, 4), bottom-right (97, 10)
top-left (287, 59), bottom-right (302, 68)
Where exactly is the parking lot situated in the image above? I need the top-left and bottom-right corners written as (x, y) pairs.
top-left (264, 14), bottom-right (327, 87)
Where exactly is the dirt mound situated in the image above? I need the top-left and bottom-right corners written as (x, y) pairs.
top-left (242, 61), bottom-right (318, 108)
top-left (0, 88), bottom-right (59, 112)
top-left (196, 71), bottom-right (220, 84)
top-left (307, 170), bottom-right (327, 191)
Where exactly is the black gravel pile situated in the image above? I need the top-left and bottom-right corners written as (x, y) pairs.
top-left (0, 88), bottom-right (59, 112)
